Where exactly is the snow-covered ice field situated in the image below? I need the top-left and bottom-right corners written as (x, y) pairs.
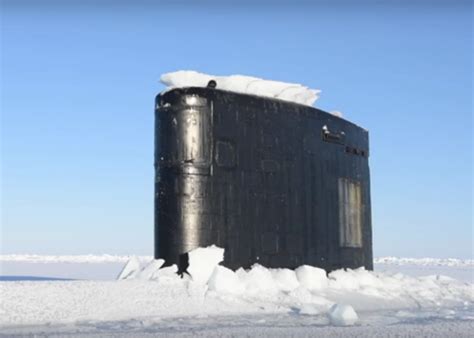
top-left (1, 252), bottom-right (473, 337)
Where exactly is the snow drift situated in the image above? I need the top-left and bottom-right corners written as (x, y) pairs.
top-left (160, 70), bottom-right (321, 107)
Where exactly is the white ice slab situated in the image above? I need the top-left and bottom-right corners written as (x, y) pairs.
top-left (160, 70), bottom-right (321, 107)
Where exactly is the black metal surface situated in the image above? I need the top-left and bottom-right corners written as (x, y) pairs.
top-left (155, 87), bottom-right (373, 272)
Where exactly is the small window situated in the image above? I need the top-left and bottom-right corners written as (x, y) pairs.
top-left (338, 178), bottom-right (363, 248)
top-left (215, 141), bottom-right (236, 167)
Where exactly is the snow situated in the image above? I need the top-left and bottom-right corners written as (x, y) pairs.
top-left (330, 111), bottom-right (344, 118)
top-left (117, 258), bottom-right (177, 282)
top-left (271, 268), bottom-right (300, 292)
top-left (328, 304), bottom-right (359, 326)
top-left (160, 70), bottom-right (321, 107)
top-left (2, 254), bottom-right (471, 267)
top-left (0, 254), bottom-right (153, 263)
top-left (187, 245), bottom-right (224, 284)
top-left (117, 258), bottom-right (166, 281)
top-left (298, 303), bottom-right (323, 315)
top-left (137, 259), bottom-right (166, 280)
top-left (117, 256), bottom-right (142, 280)
top-left (208, 265), bottom-right (244, 294)
top-left (295, 265), bottom-right (328, 290)
top-left (374, 257), bottom-right (474, 267)
top-left (1, 250), bottom-right (473, 336)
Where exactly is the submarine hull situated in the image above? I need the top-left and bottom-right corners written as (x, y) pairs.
top-left (155, 87), bottom-right (373, 272)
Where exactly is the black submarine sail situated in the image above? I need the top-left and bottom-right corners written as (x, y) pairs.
top-left (154, 80), bottom-right (373, 272)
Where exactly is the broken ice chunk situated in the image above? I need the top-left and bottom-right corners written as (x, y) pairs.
top-left (117, 256), bottom-right (141, 280)
top-left (139, 259), bottom-right (165, 280)
top-left (187, 245), bottom-right (224, 284)
top-left (295, 265), bottom-right (328, 290)
top-left (328, 304), bottom-right (359, 326)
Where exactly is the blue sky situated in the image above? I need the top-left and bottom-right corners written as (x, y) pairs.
top-left (1, 0), bottom-right (472, 258)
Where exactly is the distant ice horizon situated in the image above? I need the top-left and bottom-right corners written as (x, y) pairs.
top-left (0, 254), bottom-right (472, 266)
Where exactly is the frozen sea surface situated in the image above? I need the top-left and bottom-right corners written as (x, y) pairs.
top-left (0, 254), bottom-right (472, 337)
top-left (1, 255), bottom-right (472, 282)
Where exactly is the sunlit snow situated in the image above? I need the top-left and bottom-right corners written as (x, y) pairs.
top-left (160, 70), bottom-right (321, 107)
top-left (1, 247), bottom-right (473, 336)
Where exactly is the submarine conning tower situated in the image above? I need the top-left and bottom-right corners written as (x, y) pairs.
top-left (154, 85), bottom-right (373, 272)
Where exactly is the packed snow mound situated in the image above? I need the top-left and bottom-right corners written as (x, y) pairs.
top-left (160, 70), bottom-right (321, 107)
top-left (328, 304), bottom-right (359, 326)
